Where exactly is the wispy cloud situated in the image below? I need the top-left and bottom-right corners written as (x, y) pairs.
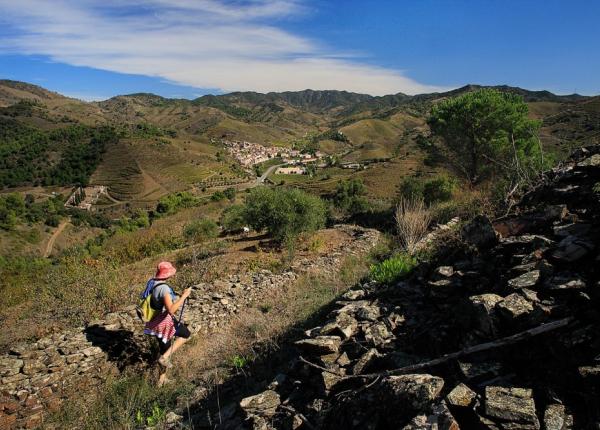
top-left (0, 0), bottom-right (446, 95)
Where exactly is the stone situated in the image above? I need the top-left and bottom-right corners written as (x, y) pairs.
top-left (355, 305), bottom-right (381, 322)
top-left (577, 153), bottom-right (600, 167)
top-left (542, 205), bottom-right (568, 222)
top-left (446, 383), bottom-right (477, 408)
top-left (342, 289), bottom-right (365, 300)
top-left (352, 348), bottom-right (381, 375)
top-left (497, 293), bottom-right (534, 320)
top-left (22, 359), bottom-right (45, 376)
top-left (544, 274), bottom-right (587, 290)
top-left (364, 321), bottom-right (392, 347)
top-left (294, 336), bottom-right (342, 355)
top-left (383, 374), bottom-right (445, 411)
top-left (0, 357), bottom-right (23, 377)
top-left (552, 223), bottom-right (591, 238)
top-left (165, 411), bottom-right (184, 425)
top-left (239, 390), bottom-right (281, 419)
top-left (321, 369), bottom-right (342, 392)
top-left (428, 278), bottom-right (461, 299)
top-left (0, 413), bottom-right (17, 429)
top-left (462, 215), bottom-right (498, 249)
top-left (336, 352), bottom-right (351, 367)
top-left (458, 361), bottom-right (502, 382)
top-left (435, 266), bottom-right (454, 278)
top-left (552, 235), bottom-right (594, 262)
top-left (320, 314), bottom-right (358, 339)
top-left (402, 402), bottom-right (459, 430)
top-left (484, 386), bottom-right (539, 429)
top-left (544, 404), bottom-right (566, 430)
top-left (507, 270), bottom-right (540, 289)
top-left (469, 294), bottom-right (504, 336)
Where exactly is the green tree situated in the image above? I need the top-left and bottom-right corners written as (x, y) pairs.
top-left (223, 187), bottom-right (236, 201)
top-left (243, 187), bottom-right (326, 245)
top-left (183, 219), bottom-right (219, 243)
top-left (428, 89), bottom-right (543, 185)
top-left (333, 179), bottom-right (369, 215)
top-left (220, 205), bottom-right (246, 233)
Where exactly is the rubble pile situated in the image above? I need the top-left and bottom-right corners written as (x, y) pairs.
top-left (234, 147), bottom-right (600, 429)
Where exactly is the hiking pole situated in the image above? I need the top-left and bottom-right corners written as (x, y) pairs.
top-left (177, 297), bottom-right (188, 329)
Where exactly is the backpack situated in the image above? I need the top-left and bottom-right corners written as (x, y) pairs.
top-left (136, 279), bottom-right (165, 323)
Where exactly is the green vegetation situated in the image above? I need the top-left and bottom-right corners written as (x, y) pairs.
top-left (220, 204), bottom-right (246, 233)
top-left (155, 191), bottom-right (199, 216)
top-left (369, 252), bottom-right (416, 284)
top-left (428, 89), bottom-right (544, 186)
top-left (0, 123), bottom-right (118, 187)
top-left (332, 178), bottom-right (369, 216)
top-left (0, 192), bottom-right (66, 230)
top-left (183, 219), bottom-right (219, 243)
top-left (242, 187), bottom-right (327, 246)
top-left (128, 122), bottom-right (177, 138)
top-left (398, 175), bottom-right (457, 206)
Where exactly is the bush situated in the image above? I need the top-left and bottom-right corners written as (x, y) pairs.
top-left (423, 175), bottom-right (456, 205)
top-left (244, 187), bottom-right (327, 245)
top-left (156, 192), bottom-right (198, 216)
top-left (395, 197), bottom-right (432, 254)
top-left (183, 219), bottom-right (219, 243)
top-left (369, 253), bottom-right (416, 284)
top-left (333, 178), bottom-right (369, 216)
top-left (220, 205), bottom-right (246, 233)
top-left (223, 187), bottom-right (237, 201)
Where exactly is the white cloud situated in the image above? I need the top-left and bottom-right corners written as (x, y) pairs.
top-left (0, 0), bottom-right (446, 95)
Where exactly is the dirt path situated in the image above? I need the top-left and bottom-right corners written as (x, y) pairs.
top-left (44, 220), bottom-right (68, 258)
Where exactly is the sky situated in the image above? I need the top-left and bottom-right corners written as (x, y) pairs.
top-left (0, 0), bottom-right (598, 100)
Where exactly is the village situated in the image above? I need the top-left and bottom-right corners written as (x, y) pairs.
top-left (222, 139), bottom-right (327, 175)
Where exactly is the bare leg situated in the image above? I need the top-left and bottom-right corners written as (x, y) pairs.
top-left (160, 337), bottom-right (188, 361)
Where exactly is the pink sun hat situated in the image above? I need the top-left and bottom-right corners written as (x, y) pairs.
top-left (155, 261), bottom-right (177, 280)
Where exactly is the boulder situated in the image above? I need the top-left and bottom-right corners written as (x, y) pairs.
top-left (446, 383), bottom-right (477, 408)
top-left (484, 386), bottom-right (540, 429)
top-left (461, 215), bottom-right (498, 249)
top-left (497, 293), bottom-right (534, 321)
top-left (355, 305), bottom-right (381, 322)
top-left (239, 390), bottom-right (281, 419)
top-left (576, 153), bottom-right (600, 167)
top-left (544, 274), bottom-right (587, 290)
top-left (402, 402), bottom-right (459, 430)
top-left (294, 336), bottom-right (342, 356)
top-left (458, 361), bottom-right (502, 383)
top-left (507, 270), bottom-right (540, 289)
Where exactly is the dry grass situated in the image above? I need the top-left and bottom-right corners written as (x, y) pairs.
top-left (395, 197), bottom-right (432, 255)
top-left (170, 253), bottom-right (370, 384)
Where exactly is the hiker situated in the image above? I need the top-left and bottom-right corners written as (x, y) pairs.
top-left (143, 261), bottom-right (192, 369)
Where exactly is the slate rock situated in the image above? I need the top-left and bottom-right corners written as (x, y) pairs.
top-left (294, 336), bottom-right (342, 355)
top-left (364, 321), bottom-right (392, 347)
top-left (462, 215), bottom-right (498, 249)
top-left (544, 404), bottom-right (567, 430)
top-left (497, 293), bottom-right (534, 320)
top-left (469, 294), bottom-right (504, 336)
top-left (507, 270), bottom-right (540, 289)
top-left (447, 383), bottom-right (477, 408)
top-left (352, 348), bottom-right (381, 375)
top-left (239, 390), bottom-right (281, 418)
top-left (484, 386), bottom-right (540, 429)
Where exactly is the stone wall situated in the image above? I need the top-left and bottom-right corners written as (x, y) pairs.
top-left (0, 225), bottom-right (380, 429)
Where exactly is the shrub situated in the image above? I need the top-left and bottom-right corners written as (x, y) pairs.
top-left (423, 175), bottom-right (456, 205)
top-left (220, 205), bottom-right (247, 233)
top-left (369, 253), bottom-right (416, 284)
top-left (244, 187), bottom-right (327, 245)
top-left (183, 219), bottom-right (219, 243)
top-left (333, 178), bottom-right (369, 216)
top-left (156, 191), bottom-right (198, 216)
top-left (395, 197), bottom-right (432, 254)
top-left (223, 187), bottom-right (237, 201)
top-left (398, 177), bottom-right (424, 202)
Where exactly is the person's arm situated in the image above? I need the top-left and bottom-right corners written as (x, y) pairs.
top-left (163, 287), bottom-right (192, 316)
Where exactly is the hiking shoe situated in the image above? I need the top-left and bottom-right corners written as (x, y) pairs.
top-left (158, 356), bottom-right (172, 369)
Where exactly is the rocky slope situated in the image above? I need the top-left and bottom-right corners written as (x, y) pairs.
top-left (0, 226), bottom-right (379, 429)
top-left (225, 147), bottom-right (600, 429)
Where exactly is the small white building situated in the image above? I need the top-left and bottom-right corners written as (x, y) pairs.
top-left (276, 166), bottom-right (306, 175)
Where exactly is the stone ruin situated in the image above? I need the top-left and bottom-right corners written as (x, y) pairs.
top-left (231, 146), bottom-right (600, 429)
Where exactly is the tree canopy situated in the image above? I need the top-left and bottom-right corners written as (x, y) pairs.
top-left (428, 89), bottom-right (543, 185)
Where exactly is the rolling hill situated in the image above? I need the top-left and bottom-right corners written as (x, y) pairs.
top-left (1, 79), bottom-right (599, 206)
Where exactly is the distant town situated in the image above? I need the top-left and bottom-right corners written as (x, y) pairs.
top-left (222, 140), bottom-right (327, 175)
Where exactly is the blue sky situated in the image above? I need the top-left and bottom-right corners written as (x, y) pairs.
top-left (0, 0), bottom-right (598, 100)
